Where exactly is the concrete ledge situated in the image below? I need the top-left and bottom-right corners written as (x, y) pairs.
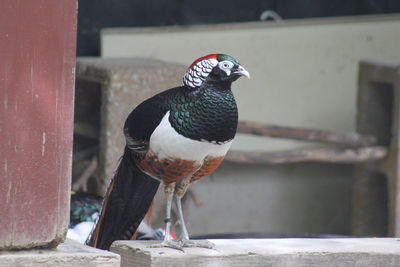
top-left (111, 238), bottom-right (400, 267)
top-left (0, 239), bottom-right (120, 267)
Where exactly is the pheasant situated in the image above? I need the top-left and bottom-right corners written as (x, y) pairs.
top-left (87, 53), bottom-right (250, 250)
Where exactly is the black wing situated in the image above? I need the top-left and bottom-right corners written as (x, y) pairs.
top-left (123, 86), bottom-right (185, 154)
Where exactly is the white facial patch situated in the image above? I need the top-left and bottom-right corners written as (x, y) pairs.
top-left (183, 58), bottom-right (218, 89)
top-left (218, 60), bottom-right (234, 77)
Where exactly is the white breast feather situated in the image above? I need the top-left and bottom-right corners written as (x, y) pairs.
top-left (149, 111), bottom-right (233, 161)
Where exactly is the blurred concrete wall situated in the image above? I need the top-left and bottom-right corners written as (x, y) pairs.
top-left (99, 15), bottom-right (400, 235)
top-left (76, 0), bottom-right (400, 56)
top-left (178, 162), bottom-right (353, 236)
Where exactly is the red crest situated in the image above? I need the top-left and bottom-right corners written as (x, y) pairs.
top-left (187, 54), bottom-right (218, 70)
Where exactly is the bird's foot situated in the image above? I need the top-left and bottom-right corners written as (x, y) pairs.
top-left (181, 239), bottom-right (216, 249)
top-left (149, 240), bottom-right (184, 251)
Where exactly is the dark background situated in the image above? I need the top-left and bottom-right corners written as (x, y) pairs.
top-left (77, 0), bottom-right (400, 56)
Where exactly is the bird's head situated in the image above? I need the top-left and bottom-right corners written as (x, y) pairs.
top-left (183, 54), bottom-right (250, 90)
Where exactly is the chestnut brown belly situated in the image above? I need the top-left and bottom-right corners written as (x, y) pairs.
top-left (136, 150), bottom-right (225, 185)
top-left (190, 156), bottom-right (225, 183)
top-left (136, 149), bottom-right (201, 185)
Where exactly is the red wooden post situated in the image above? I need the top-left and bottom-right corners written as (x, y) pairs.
top-left (0, 0), bottom-right (77, 249)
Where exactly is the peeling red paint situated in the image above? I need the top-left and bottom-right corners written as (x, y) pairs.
top-left (0, 0), bottom-right (77, 249)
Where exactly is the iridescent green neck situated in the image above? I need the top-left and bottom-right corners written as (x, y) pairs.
top-left (169, 87), bottom-right (238, 143)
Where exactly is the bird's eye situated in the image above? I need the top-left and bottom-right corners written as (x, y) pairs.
top-left (223, 63), bottom-right (229, 68)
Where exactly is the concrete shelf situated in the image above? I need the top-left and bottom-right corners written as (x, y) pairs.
top-left (111, 238), bottom-right (400, 267)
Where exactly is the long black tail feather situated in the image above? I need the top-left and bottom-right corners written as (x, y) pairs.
top-left (86, 147), bottom-right (160, 250)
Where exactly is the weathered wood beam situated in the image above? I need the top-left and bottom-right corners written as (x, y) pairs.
top-left (237, 121), bottom-right (376, 147)
top-left (225, 146), bottom-right (387, 165)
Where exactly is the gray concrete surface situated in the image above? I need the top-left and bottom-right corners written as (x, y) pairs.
top-left (353, 60), bottom-right (400, 237)
top-left (111, 238), bottom-right (400, 267)
top-left (0, 239), bottom-right (120, 267)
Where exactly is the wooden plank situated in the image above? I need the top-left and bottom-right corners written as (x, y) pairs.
top-left (226, 146), bottom-right (387, 165)
top-left (238, 121), bottom-right (376, 147)
top-left (0, 0), bottom-right (77, 249)
top-left (111, 239), bottom-right (400, 267)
